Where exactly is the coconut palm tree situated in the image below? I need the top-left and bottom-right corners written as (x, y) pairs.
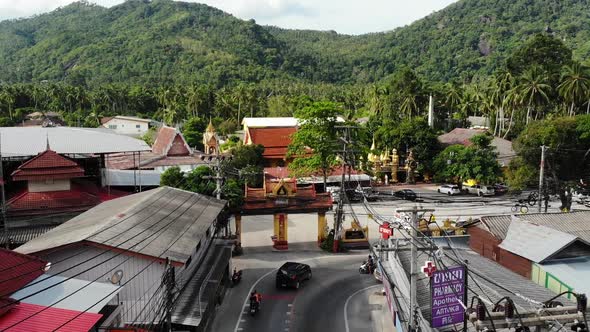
top-left (516, 66), bottom-right (551, 124)
top-left (558, 62), bottom-right (590, 116)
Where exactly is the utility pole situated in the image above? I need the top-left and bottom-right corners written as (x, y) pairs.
top-left (397, 206), bottom-right (434, 332)
top-left (0, 133), bottom-right (6, 249)
top-left (164, 257), bottom-right (175, 332)
top-left (538, 145), bottom-right (546, 213)
top-left (333, 125), bottom-right (357, 253)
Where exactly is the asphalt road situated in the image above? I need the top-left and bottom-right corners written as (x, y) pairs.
top-left (210, 252), bottom-right (386, 332)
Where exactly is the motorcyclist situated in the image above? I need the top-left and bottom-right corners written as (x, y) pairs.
top-left (367, 255), bottom-right (375, 273)
top-left (250, 290), bottom-right (262, 305)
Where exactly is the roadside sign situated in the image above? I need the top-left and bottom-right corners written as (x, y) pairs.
top-left (430, 265), bottom-right (466, 328)
top-left (379, 222), bottom-right (393, 239)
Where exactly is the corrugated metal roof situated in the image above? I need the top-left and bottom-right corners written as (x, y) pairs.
top-left (396, 248), bottom-right (572, 324)
top-left (480, 211), bottom-right (590, 242)
top-left (15, 187), bottom-right (226, 264)
top-left (0, 248), bottom-right (47, 297)
top-left (11, 274), bottom-right (120, 313)
top-left (0, 127), bottom-right (150, 157)
top-left (499, 216), bottom-right (579, 263)
top-left (540, 257), bottom-right (590, 296)
top-left (0, 302), bottom-right (102, 331)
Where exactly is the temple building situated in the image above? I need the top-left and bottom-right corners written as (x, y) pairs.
top-left (242, 117), bottom-right (298, 167)
top-left (239, 167), bottom-right (333, 250)
top-left (203, 120), bottom-right (220, 155)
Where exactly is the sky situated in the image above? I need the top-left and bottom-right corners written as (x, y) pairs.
top-left (0, 0), bottom-right (458, 35)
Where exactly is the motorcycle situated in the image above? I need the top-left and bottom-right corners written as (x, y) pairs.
top-left (249, 298), bottom-right (260, 316)
top-left (231, 269), bottom-right (242, 286)
top-left (359, 261), bottom-right (374, 274)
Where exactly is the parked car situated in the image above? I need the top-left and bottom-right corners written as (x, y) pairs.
top-left (465, 184), bottom-right (495, 196)
top-left (394, 189), bottom-right (417, 201)
top-left (493, 183), bottom-right (509, 195)
top-left (327, 187), bottom-right (363, 203)
top-left (276, 262), bottom-right (312, 289)
top-left (438, 184), bottom-right (461, 196)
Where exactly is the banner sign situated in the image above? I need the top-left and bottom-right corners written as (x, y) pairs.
top-left (430, 265), bottom-right (466, 328)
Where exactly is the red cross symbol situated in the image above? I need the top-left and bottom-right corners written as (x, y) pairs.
top-left (422, 261), bottom-right (437, 277)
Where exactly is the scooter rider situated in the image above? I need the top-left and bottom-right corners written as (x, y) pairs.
top-left (367, 255), bottom-right (375, 274)
top-left (250, 290), bottom-right (262, 305)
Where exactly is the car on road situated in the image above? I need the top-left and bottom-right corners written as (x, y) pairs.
top-left (276, 262), bottom-right (312, 289)
top-left (394, 189), bottom-right (417, 201)
top-left (464, 184), bottom-right (495, 196)
top-left (493, 183), bottom-right (509, 195)
top-left (437, 184), bottom-right (461, 196)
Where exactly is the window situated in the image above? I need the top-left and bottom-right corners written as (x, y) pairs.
top-left (196, 241), bottom-right (201, 252)
top-left (185, 256), bottom-right (192, 268)
top-left (108, 125), bottom-right (117, 129)
top-left (206, 229), bottom-right (211, 238)
top-left (136, 124), bottom-right (141, 128)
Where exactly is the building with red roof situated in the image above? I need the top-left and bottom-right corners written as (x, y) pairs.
top-left (242, 117), bottom-right (298, 167)
top-left (107, 125), bottom-right (207, 173)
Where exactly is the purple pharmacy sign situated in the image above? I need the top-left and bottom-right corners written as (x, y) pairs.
top-left (430, 265), bottom-right (466, 328)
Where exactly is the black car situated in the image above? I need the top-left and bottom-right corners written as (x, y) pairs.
top-left (276, 262), bottom-right (312, 289)
top-left (394, 189), bottom-right (417, 201)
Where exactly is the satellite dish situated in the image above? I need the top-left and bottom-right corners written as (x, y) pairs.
top-left (110, 270), bottom-right (124, 284)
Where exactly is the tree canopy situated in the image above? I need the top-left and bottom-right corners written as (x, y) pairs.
top-left (433, 134), bottom-right (502, 185)
top-left (288, 101), bottom-right (340, 189)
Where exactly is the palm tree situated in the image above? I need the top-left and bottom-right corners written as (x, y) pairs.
top-left (517, 66), bottom-right (551, 124)
top-left (558, 62), bottom-right (590, 116)
top-left (0, 88), bottom-right (15, 119)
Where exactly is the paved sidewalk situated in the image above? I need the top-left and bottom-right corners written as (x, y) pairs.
top-left (369, 289), bottom-right (396, 332)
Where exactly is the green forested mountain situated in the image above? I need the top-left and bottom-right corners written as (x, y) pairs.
top-left (1, 0), bottom-right (589, 87)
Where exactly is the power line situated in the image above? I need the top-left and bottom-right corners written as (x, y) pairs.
top-left (5, 193), bottom-right (215, 330)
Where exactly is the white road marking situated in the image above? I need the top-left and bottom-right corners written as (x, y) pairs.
top-left (232, 253), bottom-right (366, 332)
top-left (344, 285), bottom-right (382, 332)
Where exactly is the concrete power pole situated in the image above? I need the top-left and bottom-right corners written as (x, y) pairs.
top-left (428, 95), bottom-right (434, 128)
top-left (538, 145), bottom-right (546, 213)
top-left (397, 206), bottom-right (434, 332)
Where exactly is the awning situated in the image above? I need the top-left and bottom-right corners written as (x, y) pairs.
top-left (11, 274), bottom-right (121, 313)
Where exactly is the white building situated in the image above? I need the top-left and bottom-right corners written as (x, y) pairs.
top-left (101, 116), bottom-right (156, 136)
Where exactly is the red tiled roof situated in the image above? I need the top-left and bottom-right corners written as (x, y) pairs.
top-left (247, 127), bottom-right (296, 158)
top-left (7, 184), bottom-right (102, 215)
top-left (0, 249), bottom-right (47, 298)
top-left (11, 150), bottom-right (84, 182)
top-left (152, 126), bottom-right (191, 156)
top-left (0, 302), bottom-right (102, 331)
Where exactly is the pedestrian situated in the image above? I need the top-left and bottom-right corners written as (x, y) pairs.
top-left (544, 193), bottom-right (549, 213)
top-left (566, 188), bottom-right (573, 212)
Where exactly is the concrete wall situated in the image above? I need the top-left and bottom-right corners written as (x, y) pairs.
top-left (103, 119), bottom-right (149, 135)
top-left (28, 179), bottom-right (70, 192)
